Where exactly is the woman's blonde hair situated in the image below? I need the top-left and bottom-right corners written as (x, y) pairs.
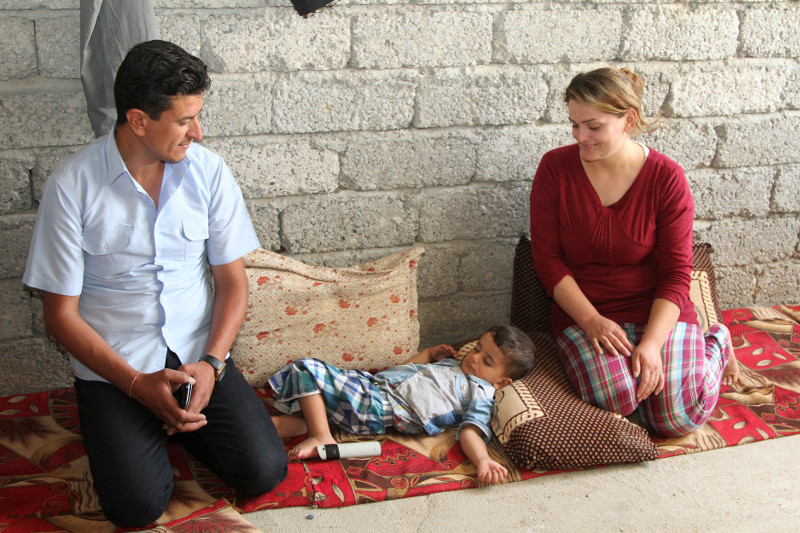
top-left (564, 67), bottom-right (659, 135)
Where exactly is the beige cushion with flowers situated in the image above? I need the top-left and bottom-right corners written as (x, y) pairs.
top-left (232, 246), bottom-right (424, 386)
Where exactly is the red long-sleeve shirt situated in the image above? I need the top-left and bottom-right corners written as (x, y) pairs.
top-left (530, 143), bottom-right (698, 338)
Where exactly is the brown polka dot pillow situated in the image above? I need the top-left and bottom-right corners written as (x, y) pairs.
top-left (509, 236), bottom-right (551, 335)
top-left (232, 246), bottom-right (423, 386)
top-left (492, 334), bottom-right (658, 470)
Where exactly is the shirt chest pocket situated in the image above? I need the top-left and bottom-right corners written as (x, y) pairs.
top-left (82, 226), bottom-right (133, 279)
top-left (182, 219), bottom-right (209, 261)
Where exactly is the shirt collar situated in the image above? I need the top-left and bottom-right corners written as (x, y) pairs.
top-left (104, 127), bottom-right (129, 185)
top-left (103, 126), bottom-right (192, 184)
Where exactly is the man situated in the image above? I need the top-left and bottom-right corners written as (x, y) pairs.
top-left (23, 40), bottom-right (287, 528)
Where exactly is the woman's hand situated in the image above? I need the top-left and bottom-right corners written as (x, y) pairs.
top-left (552, 276), bottom-right (632, 357)
top-left (630, 298), bottom-right (678, 402)
top-left (582, 314), bottom-right (633, 357)
top-left (630, 340), bottom-right (665, 402)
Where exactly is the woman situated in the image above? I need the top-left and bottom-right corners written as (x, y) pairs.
top-left (529, 67), bottom-right (738, 437)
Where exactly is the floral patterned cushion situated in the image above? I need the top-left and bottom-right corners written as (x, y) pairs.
top-left (232, 246), bottom-right (424, 386)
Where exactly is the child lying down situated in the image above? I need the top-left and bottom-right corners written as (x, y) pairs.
top-left (268, 325), bottom-right (536, 484)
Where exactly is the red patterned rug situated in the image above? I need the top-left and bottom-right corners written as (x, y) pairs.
top-left (2, 305), bottom-right (798, 532)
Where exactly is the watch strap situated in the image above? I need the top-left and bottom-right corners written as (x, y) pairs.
top-left (199, 354), bottom-right (226, 382)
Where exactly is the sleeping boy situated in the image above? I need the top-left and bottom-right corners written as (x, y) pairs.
top-left (268, 324), bottom-right (536, 484)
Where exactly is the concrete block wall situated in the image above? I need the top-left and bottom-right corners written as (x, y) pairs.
top-left (1, 0), bottom-right (799, 395)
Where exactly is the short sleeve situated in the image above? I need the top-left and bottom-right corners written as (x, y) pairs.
top-left (23, 177), bottom-right (86, 296)
top-left (456, 396), bottom-right (494, 443)
top-left (205, 156), bottom-right (260, 265)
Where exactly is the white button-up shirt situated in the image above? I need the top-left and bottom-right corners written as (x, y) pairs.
top-left (23, 132), bottom-right (259, 382)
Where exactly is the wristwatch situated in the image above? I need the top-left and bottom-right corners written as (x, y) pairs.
top-left (199, 354), bottom-right (226, 382)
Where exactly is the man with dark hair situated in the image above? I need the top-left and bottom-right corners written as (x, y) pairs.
top-left (23, 40), bottom-right (287, 528)
top-left (113, 39), bottom-right (211, 126)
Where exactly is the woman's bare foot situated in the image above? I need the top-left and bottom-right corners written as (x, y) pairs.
top-left (720, 325), bottom-right (740, 386)
top-left (271, 415), bottom-right (308, 439)
top-left (722, 348), bottom-right (740, 386)
top-left (288, 435), bottom-right (337, 460)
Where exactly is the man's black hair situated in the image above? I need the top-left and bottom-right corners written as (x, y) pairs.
top-left (114, 40), bottom-right (211, 125)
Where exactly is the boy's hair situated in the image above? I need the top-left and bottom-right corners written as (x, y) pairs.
top-left (114, 40), bottom-right (211, 126)
top-left (486, 325), bottom-right (536, 380)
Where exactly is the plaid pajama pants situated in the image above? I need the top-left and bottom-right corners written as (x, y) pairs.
top-left (556, 322), bottom-right (730, 437)
top-left (268, 358), bottom-right (392, 435)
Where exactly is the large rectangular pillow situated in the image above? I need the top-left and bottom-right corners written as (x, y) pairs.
top-left (232, 246), bottom-right (424, 386)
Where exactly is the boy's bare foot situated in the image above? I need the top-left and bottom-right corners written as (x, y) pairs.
top-left (288, 435), bottom-right (337, 460)
top-left (271, 415), bottom-right (308, 439)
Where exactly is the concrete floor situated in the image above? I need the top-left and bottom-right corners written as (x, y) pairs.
top-left (245, 435), bottom-right (799, 532)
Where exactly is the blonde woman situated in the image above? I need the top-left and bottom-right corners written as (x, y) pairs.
top-left (530, 67), bottom-right (738, 437)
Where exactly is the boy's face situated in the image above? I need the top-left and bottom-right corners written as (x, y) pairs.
top-left (460, 331), bottom-right (513, 391)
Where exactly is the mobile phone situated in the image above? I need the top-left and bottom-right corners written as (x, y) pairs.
top-left (174, 382), bottom-right (193, 410)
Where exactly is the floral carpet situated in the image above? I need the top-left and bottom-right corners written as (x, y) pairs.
top-left (1, 305), bottom-right (798, 532)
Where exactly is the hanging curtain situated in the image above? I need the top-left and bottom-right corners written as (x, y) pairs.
top-left (80, 0), bottom-right (159, 137)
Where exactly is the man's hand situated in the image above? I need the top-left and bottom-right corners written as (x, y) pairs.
top-left (161, 360), bottom-right (218, 435)
top-left (128, 369), bottom-right (207, 435)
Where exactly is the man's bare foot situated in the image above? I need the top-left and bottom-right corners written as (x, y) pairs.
top-left (271, 415), bottom-right (308, 439)
top-left (288, 435), bottom-right (336, 460)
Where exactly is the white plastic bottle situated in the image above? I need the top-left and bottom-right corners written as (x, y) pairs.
top-left (316, 441), bottom-right (382, 460)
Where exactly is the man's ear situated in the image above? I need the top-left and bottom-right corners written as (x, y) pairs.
top-left (493, 377), bottom-right (512, 391)
top-left (125, 108), bottom-right (149, 137)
